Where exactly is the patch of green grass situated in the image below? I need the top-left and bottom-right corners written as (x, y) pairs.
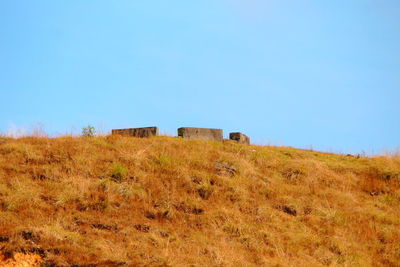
top-left (111, 163), bottom-right (127, 182)
top-left (380, 194), bottom-right (396, 205)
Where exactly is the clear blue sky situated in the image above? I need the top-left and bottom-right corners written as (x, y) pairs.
top-left (0, 1), bottom-right (399, 154)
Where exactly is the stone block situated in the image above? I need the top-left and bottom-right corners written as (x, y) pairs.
top-left (111, 127), bottom-right (159, 138)
top-left (178, 127), bottom-right (223, 142)
top-left (229, 132), bottom-right (250, 144)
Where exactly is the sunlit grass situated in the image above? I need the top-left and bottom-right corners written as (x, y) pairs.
top-left (0, 135), bottom-right (399, 266)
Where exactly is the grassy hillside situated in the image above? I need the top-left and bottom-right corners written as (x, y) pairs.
top-left (0, 136), bottom-right (399, 267)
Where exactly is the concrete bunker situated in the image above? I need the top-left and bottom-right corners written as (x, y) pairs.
top-left (178, 127), bottom-right (223, 142)
top-left (229, 132), bottom-right (250, 144)
top-left (111, 127), bottom-right (159, 138)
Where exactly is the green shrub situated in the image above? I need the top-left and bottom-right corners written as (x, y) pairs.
top-left (111, 163), bottom-right (127, 182)
top-left (82, 125), bottom-right (96, 137)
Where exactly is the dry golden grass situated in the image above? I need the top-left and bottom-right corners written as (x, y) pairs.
top-left (0, 135), bottom-right (399, 266)
top-left (0, 253), bottom-right (41, 267)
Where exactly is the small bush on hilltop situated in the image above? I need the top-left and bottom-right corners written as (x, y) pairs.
top-left (82, 125), bottom-right (96, 137)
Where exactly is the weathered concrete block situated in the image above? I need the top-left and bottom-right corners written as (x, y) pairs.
top-left (112, 127), bottom-right (158, 138)
top-left (229, 132), bottom-right (250, 144)
top-left (178, 127), bottom-right (223, 142)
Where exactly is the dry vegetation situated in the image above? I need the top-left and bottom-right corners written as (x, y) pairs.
top-left (0, 136), bottom-right (399, 266)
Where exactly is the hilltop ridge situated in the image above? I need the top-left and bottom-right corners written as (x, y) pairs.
top-left (0, 136), bottom-right (399, 266)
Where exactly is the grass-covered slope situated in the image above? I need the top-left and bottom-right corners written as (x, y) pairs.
top-left (0, 136), bottom-right (399, 267)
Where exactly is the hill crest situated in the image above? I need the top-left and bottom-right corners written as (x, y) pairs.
top-left (0, 136), bottom-right (399, 266)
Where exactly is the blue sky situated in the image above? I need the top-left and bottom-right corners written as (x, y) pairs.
top-left (0, 1), bottom-right (399, 154)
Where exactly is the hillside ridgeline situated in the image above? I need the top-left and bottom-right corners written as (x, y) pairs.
top-left (0, 136), bottom-right (399, 266)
